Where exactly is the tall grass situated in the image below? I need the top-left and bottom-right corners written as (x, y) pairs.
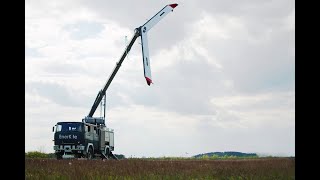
top-left (25, 157), bottom-right (295, 179)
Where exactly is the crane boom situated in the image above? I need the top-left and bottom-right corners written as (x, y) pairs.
top-left (87, 3), bottom-right (178, 117)
top-left (88, 31), bottom-right (140, 117)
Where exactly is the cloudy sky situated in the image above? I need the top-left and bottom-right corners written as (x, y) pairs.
top-left (25, 0), bottom-right (295, 157)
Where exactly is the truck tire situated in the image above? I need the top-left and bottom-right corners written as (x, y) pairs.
top-left (87, 147), bottom-right (93, 160)
top-left (100, 146), bottom-right (109, 160)
top-left (105, 147), bottom-right (110, 157)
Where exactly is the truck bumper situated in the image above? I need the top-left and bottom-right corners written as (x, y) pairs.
top-left (54, 145), bottom-right (85, 154)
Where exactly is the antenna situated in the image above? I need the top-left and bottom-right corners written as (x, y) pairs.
top-left (100, 96), bottom-right (103, 117)
top-left (99, 94), bottom-right (106, 119)
top-left (103, 94), bottom-right (106, 121)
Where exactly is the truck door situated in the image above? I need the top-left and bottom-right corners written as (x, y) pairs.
top-left (93, 127), bottom-right (99, 151)
top-left (85, 125), bottom-right (94, 145)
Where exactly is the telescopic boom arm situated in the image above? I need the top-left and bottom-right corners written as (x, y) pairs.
top-left (87, 4), bottom-right (178, 117)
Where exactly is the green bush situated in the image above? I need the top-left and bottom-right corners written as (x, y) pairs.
top-left (25, 151), bottom-right (49, 158)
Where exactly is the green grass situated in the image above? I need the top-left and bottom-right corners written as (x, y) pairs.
top-left (25, 151), bottom-right (52, 159)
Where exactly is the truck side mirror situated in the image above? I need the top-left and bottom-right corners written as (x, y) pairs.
top-left (52, 126), bottom-right (54, 132)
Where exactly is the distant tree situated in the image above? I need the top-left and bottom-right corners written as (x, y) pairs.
top-left (25, 151), bottom-right (48, 158)
top-left (193, 151), bottom-right (258, 158)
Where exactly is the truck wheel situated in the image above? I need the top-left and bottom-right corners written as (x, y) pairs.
top-left (87, 147), bottom-right (93, 160)
top-left (101, 147), bottom-right (110, 159)
top-left (105, 147), bottom-right (110, 157)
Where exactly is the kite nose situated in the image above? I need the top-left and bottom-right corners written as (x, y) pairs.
top-left (169, 4), bottom-right (178, 9)
top-left (145, 77), bottom-right (152, 86)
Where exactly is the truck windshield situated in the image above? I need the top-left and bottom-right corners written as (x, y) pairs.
top-left (56, 123), bottom-right (82, 132)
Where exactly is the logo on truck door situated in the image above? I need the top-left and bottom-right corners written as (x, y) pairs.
top-left (59, 134), bottom-right (78, 139)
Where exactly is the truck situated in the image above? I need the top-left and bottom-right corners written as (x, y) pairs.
top-left (52, 3), bottom-right (178, 160)
top-left (53, 117), bottom-right (115, 159)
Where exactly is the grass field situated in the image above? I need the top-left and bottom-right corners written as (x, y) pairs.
top-left (25, 157), bottom-right (294, 179)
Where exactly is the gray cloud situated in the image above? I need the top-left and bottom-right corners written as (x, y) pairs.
top-left (26, 0), bottom-right (295, 156)
top-left (25, 80), bottom-right (132, 117)
top-left (106, 55), bottom-right (228, 116)
top-left (215, 32), bottom-right (294, 93)
top-left (63, 21), bottom-right (105, 40)
top-left (43, 63), bottom-right (87, 75)
top-left (26, 81), bottom-right (88, 107)
top-left (77, 0), bottom-right (196, 52)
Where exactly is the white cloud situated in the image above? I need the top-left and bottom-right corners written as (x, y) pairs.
top-left (210, 91), bottom-right (295, 128)
top-left (25, 0), bottom-right (295, 157)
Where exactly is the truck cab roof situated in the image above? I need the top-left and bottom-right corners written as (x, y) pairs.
top-left (57, 122), bottom-right (83, 124)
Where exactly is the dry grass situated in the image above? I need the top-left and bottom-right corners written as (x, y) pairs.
top-left (25, 157), bottom-right (295, 179)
